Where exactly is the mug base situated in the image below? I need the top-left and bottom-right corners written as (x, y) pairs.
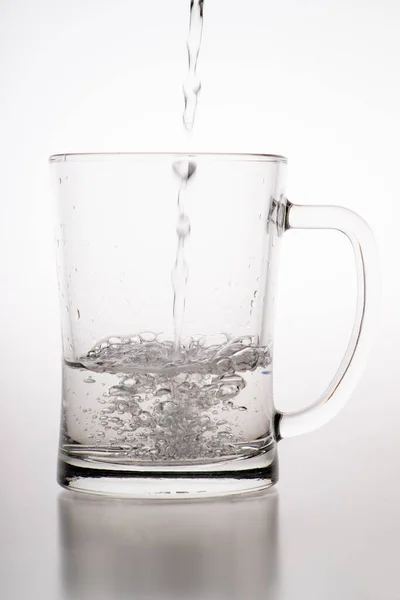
top-left (57, 448), bottom-right (278, 499)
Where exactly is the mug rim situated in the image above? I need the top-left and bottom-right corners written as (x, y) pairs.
top-left (49, 152), bottom-right (287, 164)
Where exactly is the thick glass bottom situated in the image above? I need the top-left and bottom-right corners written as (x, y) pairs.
top-left (58, 446), bottom-right (278, 498)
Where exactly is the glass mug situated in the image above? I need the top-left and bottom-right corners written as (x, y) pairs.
top-left (51, 153), bottom-right (378, 497)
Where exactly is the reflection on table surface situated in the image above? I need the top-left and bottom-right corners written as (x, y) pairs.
top-left (59, 489), bottom-right (279, 600)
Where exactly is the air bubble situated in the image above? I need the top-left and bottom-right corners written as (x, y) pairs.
top-left (156, 401), bottom-right (178, 415)
top-left (129, 403), bottom-right (141, 417)
top-left (140, 332), bottom-right (156, 342)
top-left (139, 411), bottom-right (153, 426)
top-left (231, 347), bottom-right (258, 371)
top-left (124, 379), bottom-right (136, 388)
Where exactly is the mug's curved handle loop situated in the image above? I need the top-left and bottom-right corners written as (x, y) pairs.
top-left (276, 202), bottom-right (379, 439)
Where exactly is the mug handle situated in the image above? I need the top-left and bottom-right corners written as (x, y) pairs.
top-left (275, 202), bottom-right (379, 439)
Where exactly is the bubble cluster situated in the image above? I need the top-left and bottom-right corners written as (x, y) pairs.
top-left (83, 333), bottom-right (270, 376)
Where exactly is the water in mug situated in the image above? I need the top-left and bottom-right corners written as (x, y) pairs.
top-left (62, 334), bottom-right (273, 462)
top-left (60, 1), bottom-right (274, 465)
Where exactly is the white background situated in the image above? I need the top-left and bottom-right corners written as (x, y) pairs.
top-left (0, 1), bottom-right (399, 598)
top-left (1, 0), bottom-right (398, 446)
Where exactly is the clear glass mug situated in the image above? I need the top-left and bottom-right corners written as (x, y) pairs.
top-left (51, 152), bottom-right (378, 498)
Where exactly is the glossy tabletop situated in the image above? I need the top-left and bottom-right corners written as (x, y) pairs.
top-left (2, 396), bottom-right (398, 600)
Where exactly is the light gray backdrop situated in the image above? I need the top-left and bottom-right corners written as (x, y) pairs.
top-left (0, 1), bottom-right (398, 598)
